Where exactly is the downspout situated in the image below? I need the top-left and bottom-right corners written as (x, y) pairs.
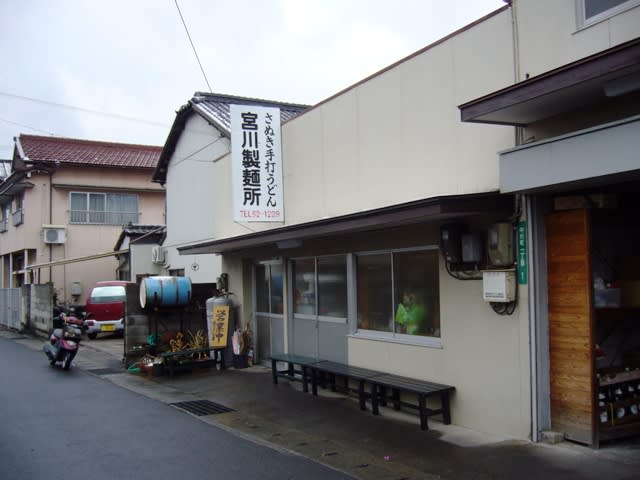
top-left (49, 170), bottom-right (53, 283)
top-left (508, 0), bottom-right (539, 442)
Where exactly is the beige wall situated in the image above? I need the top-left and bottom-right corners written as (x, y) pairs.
top-left (515, 0), bottom-right (640, 80)
top-left (1, 165), bottom-right (164, 304)
top-left (208, 9), bottom-right (515, 241)
top-left (205, 8), bottom-right (531, 439)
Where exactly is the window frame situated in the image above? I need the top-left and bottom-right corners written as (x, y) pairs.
top-left (577, 0), bottom-right (640, 27)
top-left (351, 245), bottom-right (442, 349)
top-left (69, 191), bottom-right (139, 225)
top-left (291, 254), bottom-right (348, 323)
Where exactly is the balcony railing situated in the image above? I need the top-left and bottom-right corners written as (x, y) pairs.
top-left (70, 210), bottom-right (139, 225)
top-left (12, 210), bottom-right (24, 227)
top-left (0, 220), bottom-right (7, 233)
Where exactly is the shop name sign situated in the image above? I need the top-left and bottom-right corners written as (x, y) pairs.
top-left (231, 104), bottom-right (283, 222)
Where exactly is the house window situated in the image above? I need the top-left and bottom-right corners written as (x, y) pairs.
top-left (579, 0), bottom-right (640, 25)
top-left (12, 194), bottom-right (24, 226)
top-left (70, 192), bottom-right (139, 225)
top-left (292, 255), bottom-right (347, 318)
top-left (0, 205), bottom-right (8, 233)
top-left (356, 247), bottom-right (440, 339)
top-left (256, 263), bottom-right (283, 314)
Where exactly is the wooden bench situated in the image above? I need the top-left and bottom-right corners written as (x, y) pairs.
top-left (271, 353), bottom-right (455, 431)
top-left (308, 360), bottom-right (383, 412)
top-left (158, 347), bottom-right (226, 377)
top-left (368, 373), bottom-right (455, 431)
top-left (270, 353), bottom-right (317, 393)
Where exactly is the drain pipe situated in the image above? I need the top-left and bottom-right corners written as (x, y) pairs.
top-left (525, 196), bottom-right (539, 442)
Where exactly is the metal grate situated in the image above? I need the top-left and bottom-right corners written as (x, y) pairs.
top-left (87, 368), bottom-right (123, 375)
top-left (170, 400), bottom-right (235, 416)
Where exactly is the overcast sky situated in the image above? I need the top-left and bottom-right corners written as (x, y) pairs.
top-left (0, 0), bottom-right (505, 159)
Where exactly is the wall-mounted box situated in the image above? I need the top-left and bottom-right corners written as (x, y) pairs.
top-left (462, 232), bottom-right (484, 263)
top-left (482, 270), bottom-right (516, 303)
top-left (487, 223), bottom-right (513, 267)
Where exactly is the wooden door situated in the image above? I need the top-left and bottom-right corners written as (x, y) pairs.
top-left (545, 209), bottom-right (595, 445)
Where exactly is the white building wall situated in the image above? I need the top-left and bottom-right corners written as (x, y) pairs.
top-left (163, 114), bottom-right (224, 282)
top-left (515, 0), bottom-right (640, 80)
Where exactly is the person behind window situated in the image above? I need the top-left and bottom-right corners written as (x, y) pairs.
top-left (395, 292), bottom-right (426, 335)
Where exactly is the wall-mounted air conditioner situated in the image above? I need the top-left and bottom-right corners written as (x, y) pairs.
top-left (43, 225), bottom-right (66, 244)
top-left (151, 246), bottom-right (166, 265)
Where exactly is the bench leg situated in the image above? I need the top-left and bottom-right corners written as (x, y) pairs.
top-left (311, 368), bottom-right (318, 396)
top-left (371, 383), bottom-right (379, 415)
top-left (379, 386), bottom-right (387, 407)
top-left (441, 392), bottom-right (451, 424)
top-left (358, 380), bottom-right (366, 411)
top-left (392, 388), bottom-right (401, 411)
top-left (288, 362), bottom-right (294, 378)
top-left (271, 358), bottom-right (278, 384)
top-left (302, 366), bottom-right (309, 393)
top-left (419, 394), bottom-right (428, 431)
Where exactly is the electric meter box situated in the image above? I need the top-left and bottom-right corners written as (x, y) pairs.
top-left (482, 270), bottom-right (516, 302)
top-left (440, 223), bottom-right (466, 264)
top-left (487, 223), bottom-right (513, 267)
top-left (462, 232), bottom-right (484, 263)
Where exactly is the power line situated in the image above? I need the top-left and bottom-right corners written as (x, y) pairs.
top-left (174, 0), bottom-right (213, 93)
top-left (0, 116), bottom-right (55, 135)
top-left (0, 91), bottom-right (170, 128)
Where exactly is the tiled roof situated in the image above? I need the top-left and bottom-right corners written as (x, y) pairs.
top-left (0, 160), bottom-right (11, 180)
top-left (114, 224), bottom-right (166, 250)
top-left (17, 134), bottom-right (162, 169)
top-left (153, 92), bottom-right (309, 184)
top-left (190, 92), bottom-right (308, 133)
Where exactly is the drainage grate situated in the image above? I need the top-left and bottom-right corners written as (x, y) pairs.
top-left (87, 368), bottom-right (123, 375)
top-left (170, 400), bottom-right (235, 416)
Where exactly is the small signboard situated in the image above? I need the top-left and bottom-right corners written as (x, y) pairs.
top-left (517, 221), bottom-right (528, 285)
top-left (210, 304), bottom-right (230, 348)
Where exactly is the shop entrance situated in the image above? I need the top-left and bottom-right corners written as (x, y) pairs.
top-left (253, 261), bottom-right (284, 365)
top-left (544, 185), bottom-right (640, 447)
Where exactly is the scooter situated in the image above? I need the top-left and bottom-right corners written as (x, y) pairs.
top-left (43, 313), bottom-right (83, 370)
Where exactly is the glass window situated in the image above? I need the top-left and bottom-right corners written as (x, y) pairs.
top-left (357, 249), bottom-right (440, 338)
top-left (90, 286), bottom-right (126, 303)
top-left (270, 263), bottom-right (284, 314)
top-left (255, 263), bottom-right (284, 314)
top-left (357, 254), bottom-right (392, 332)
top-left (292, 255), bottom-right (347, 318)
top-left (255, 264), bottom-right (269, 313)
top-left (318, 256), bottom-right (347, 317)
top-left (70, 192), bottom-right (138, 225)
top-left (293, 258), bottom-right (316, 315)
top-left (393, 250), bottom-right (440, 337)
top-left (581, 0), bottom-right (639, 23)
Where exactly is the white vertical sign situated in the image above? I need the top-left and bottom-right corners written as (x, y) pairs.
top-left (230, 104), bottom-right (284, 222)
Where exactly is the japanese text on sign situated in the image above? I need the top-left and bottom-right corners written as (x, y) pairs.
top-left (231, 105), bottom-right (283, 222)
top-left (210, 304), bottom-right (229, 348)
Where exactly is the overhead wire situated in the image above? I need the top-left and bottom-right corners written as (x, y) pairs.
top-left (0, 91), bottom-right (170, 128)
top-left (174, 0), bottom-right (213, 93)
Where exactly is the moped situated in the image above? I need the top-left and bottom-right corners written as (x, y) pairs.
top-left (43, 313), bottom-right (83, 370)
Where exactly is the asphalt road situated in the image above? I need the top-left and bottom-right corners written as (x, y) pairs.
top-left (0, 337), bottom-right (353, 480)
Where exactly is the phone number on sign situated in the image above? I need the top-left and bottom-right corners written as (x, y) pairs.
top-left (239, 210), bottom-right (282, 219)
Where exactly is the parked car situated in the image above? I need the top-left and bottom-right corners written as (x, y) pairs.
top-left (84, 281), bottom-right (128, 339)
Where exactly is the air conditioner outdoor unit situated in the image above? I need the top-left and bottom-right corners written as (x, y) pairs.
top-left (151, 246), bottom-right (166, 265)
top-left (43, 225), bottom-right (66, 244)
